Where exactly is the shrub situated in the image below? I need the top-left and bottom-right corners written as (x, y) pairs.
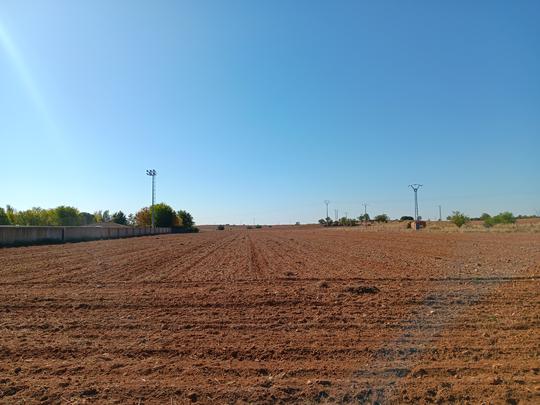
top-left (449, 211), bottom-right (470, 227)
top-left (338, 217), bottom-right (357, 226)
top-left (171, 226), bottom-right (199, 233)
top-left (374, 214), bottom-right (389, 223)
top-left (496, 211), bottom-right (516, 224)
top-left (217, 225), bottom-right (225, 230)
top-left (255, 224), bottom-right (262, 229)
top-left (319, 217), bottom-right (333, 227)
top-left (400, 216), bottom-right (414, 221)
top-left (484, 211), bottom-right (516, 227)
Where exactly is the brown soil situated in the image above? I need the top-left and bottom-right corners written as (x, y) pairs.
top-left (1, 228), bottom-right (539, 404)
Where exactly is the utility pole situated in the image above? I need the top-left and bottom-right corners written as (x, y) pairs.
top-left (438, 205), bottom-right (442, 221)
top-left (409, 184), bottom-right (423, 221)
top-left (324, 200), bottom-right (330, 219)
top-left (146, 169), bottom-right (157, 228)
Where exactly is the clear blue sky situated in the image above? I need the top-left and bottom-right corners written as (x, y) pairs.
top-left (1, 1), bottom-right (539, 224)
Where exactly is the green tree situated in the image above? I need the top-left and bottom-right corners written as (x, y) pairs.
top-left (2, 206), bottom-right (56, 225)
top-left (359, 213), bottom-right (370, 221)
top-left (6, 205), bottom-right (16, 224)
top-left (374, 214), bottom-right (389, 223)
top-left (93, 210), bottom-right (103, 223)
top-left (102, 210), bottom-right (111, 222)
top-left (112, 211), bottom-right (128, 225)
top-left (92, 210), bottom-right (111, 223)
top-left (135, 207), bottom-right (151, 226)
top-left (153, 204), bottom-right (176, 227)
top-left (127, 213), bottom-right (135, 226)
top-left (53, 206), bottom-right (81, 226)
top-left (0, 207), bottom-right (10, 225)
top-left (153, 203), bottom-right (177, 227)
top-left (79, 212), bottom-right (95, 225)
top-left (449, 211), bottom-right (470, 228)
top-left (15, 207), bottom-right (52, 225)
top-left (177, 210), bottom-right (194, 228)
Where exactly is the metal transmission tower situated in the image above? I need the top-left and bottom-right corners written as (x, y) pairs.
top-left (324, 200), bottom-right (330, 219)
top-left (409, 184), bottom-right (423, 221)
top-left (362, 203), bottom-right (368, 221)
top-left (438, 205), bottom-right (442, 221)
top-left (335, 209), bottom-right (338, 221)
top-left (146, 169), bottom-right (157, 228)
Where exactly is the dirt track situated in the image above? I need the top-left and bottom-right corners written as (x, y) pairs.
top-left (1, 228), bottom-right (539, 403)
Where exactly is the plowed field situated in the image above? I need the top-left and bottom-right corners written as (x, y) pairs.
top-left (1, 228), bottom-right (539, 403)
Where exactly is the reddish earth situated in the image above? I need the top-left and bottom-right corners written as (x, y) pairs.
top-left (0, 228), bottom-right (539, 403)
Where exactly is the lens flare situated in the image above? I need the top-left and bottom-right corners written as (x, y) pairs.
top-left (0, 19), bottom-right (60, 140)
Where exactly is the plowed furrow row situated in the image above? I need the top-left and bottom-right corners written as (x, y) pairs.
top-left (0, 228), bottom-right (539, 403)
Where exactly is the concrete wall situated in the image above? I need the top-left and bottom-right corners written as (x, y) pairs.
top-left (0, 226), bottom-right (64, 246)
top-left (0, 226), bottom-right (171, 247)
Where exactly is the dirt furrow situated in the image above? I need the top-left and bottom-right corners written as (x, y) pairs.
top-left (0, 228), bottom-right (539, 403)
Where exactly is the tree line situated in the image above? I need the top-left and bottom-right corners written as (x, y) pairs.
top-left (447, 211), bottom-right (518, 228)
top-left (319, 213), bottom-right (390, 227)
top-left (320, 211), bottom-right (532, 228)
top-left (0, 203), bottom-right (196, 230)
